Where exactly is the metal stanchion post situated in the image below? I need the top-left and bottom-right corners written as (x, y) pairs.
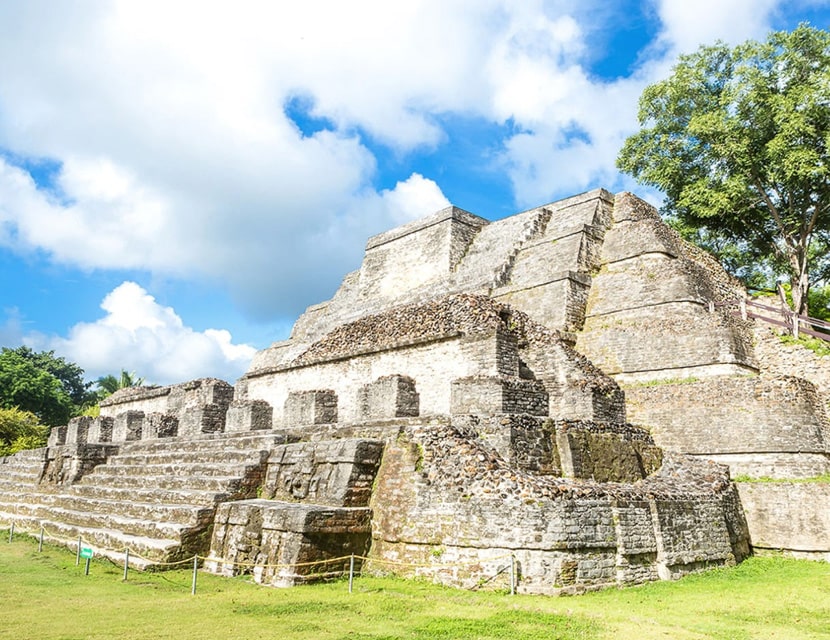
top-left (348, 555), bottom-right (355, 594)
top-left (510, 555), bottom-right (516, 596)
top-left (123, 549), bottom-right (130, 581)
top-left (8, 522), bottom-right (13, 543)
top-left (38, 525), bottom-right (44, 552)
top-left (76, 535), bottom-right (82, 566)
top-left (191, 556), bottom-right (198, 595)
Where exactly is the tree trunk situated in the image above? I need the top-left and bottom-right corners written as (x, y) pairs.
top-left (789, 246), bottom-right (811, 319)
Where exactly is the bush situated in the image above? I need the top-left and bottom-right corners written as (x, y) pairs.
top-left (0, 407), bottom-right (48, 456)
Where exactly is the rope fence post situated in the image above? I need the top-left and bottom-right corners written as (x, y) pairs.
top-left (7, 522), bottom-right (13, 543)
top-left (38, 525), bottom-right (44, 552)
top-left (191, 555), bottom-right (198, 595)
top-left (123, 549), bottom-right (130, 581)
top-left (509, 555), bottom-right (516, 596)
top-left (75, 535), bottom-right (82, 566)
top-left (348, 554), bottom-right (355, 593)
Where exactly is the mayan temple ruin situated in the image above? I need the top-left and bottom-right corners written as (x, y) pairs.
top-left (1, 189), bottom-right (828, 593)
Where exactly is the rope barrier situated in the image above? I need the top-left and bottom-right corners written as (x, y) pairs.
top-left (1, 518), bottom-right (518, 594)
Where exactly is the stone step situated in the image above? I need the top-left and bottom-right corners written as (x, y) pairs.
top-left (75, 471), bottom-right (248, 493)
top-left (0, 459), bottom-right (45, 472)
top-left (0, 469), bottom-right (43, 487)
top-left (117, 431), bottom-right (289, 455)
top-left (110, 448), bottom-right (268, 466)
top-left (1, 449), bottom-right (47, 464)
top-left (67, 482), bottom-right (233, 505)
top-left (6, 502), bottom-right (196, 540)
top-left (85, 462), bottom-right (263, 479)
top-left (0, 511), bottom-right (182, 565)
top-left (7, 492), bottom-right (214, 524)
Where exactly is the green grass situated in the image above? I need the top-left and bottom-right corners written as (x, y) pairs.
top-left (1, 534), bottom-right (829, 639)
top-left (778, 333), bottom-right (830, 356)
top-left (734, 473), bottom-right (830, 483)
top-left (626, 376), bottom-right (700, 388)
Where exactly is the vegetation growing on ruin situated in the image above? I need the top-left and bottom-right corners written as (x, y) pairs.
top-left (0, 407), bottom-right (48, 456)
top-left (1, 533), bottom-right (828, 640)
top-left (734, 473), bottom-right (830, 483)
top-left (778, 333), bottom-right (830, 357)
top-left (618, 25), bottom-right (830, 317)
top-left (625, 376), bottom-right (700, 388)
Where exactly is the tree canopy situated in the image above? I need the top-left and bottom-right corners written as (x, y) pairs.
top-left (617, 24), bottom-right (830, 315)
top-left (0, 348), bottom-right (76, 427)
top-left (0, 407), bottom-right (48, 456)
top-left (96, 370), bottom-right (145, 399)
top-left (4, 346), bottom-right (96, 407)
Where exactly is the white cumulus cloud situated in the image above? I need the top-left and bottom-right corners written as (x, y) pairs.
top-left (0, 0), bottom-right (808, 324)
top-left (47, 282), bottom-right (256, 385)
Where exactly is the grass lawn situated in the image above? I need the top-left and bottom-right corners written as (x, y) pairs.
top-left (1, 533), bottom-right (828, 639)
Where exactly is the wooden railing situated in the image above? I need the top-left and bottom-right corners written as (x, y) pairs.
top-left (711, 297), bottom-right (830, 342)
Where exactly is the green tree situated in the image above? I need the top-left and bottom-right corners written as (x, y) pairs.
top-left (0, 349), bottom-right (74, 427)
top-left (0, 407), bottom-right (48, 456)
top-left (617, 24), bottom-right (830, 315)
top-left (5, 346), bottom-right (96, 407)
top-left (95, 370), bottom-right (145, 400)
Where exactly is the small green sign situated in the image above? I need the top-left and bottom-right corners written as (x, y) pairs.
top-left (80, 547), bottom-right (93, 559)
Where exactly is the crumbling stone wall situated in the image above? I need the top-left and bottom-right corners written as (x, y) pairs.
top-left (207, 438), bottom-right (384, 587)
top-left (737, 483), bottom-right (830, 560)
top-left (753, 323), bottom-right (830, 397)
top-left (100, 378), bottom-right (233, 425)
top-left (626, 375), bottom-right (830, 478)
top-left (576, 192), bottom-right (756, 381)
top-left (368, 422), bottom-right (748, 593)
top-left (244, 294), bottom-right (626, 427)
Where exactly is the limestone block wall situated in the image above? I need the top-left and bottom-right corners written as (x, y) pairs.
top-left (206, 438), bottom-right (384, 587)
top-left (209, 500), bottom-right (373, 586)
top-left (455, 415), bottom-right (662, 482)
top-left (244, 295), bottom-right (628, 428)
top-left (100, 386), bottom-right (170, 417)
top-left (261, 439), bottom-right (384, 505)
top-left (753, 323), bottom-right (830, 397)
top-left (359, 206), bottom-right (486, 301)
top-left (552, 420), bottom-right (662, 483)
top-left (245, 337), bottom-right (493, 425)
top-left (358, 375), bottom-right (420, 420)
top-left (575, 192), bottom-right (756, 382)
top-left (625, 376), bottom-right (830, 478)
top-left (41, 443), bottom-right (117, 485)
top-left (100, 378), bottom-right (233, 423)
top-left (368, 422), bottom-right (749, 593)
top-left (738, 483), bottom-right (830, 560)
top-left (492, 191), bottom-right (613, 333)
top-left (495, 273), bottom-right (590, 334)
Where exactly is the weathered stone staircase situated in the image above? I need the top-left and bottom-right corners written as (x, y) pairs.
top-left (453, 208), bottom-right (549, 291)
top-left (0, 432), bottom-right (287, 567)
top-left (206, 437), bottom-right (384, 586)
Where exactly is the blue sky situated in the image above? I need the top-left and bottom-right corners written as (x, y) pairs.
top-left (1, 0), bottom-right (829, 385)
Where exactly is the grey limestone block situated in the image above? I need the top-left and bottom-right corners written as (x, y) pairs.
top-left (226, 400), bottom-right (273, 432)
top-left (357, 375), bottom-right (419, 420)
top-left (284, 390), bottom-right (338, 425)
top-left (450, 376), bottom-right (548, 415)
top-left (112, 410), bottom-right (145, 442)
top-left (47, 425), bottom-right (67, 447)
top-left (86, 416), bottom-right (114, 443)
top-left (65, 416), bottom-right (93, 445)
top-left (143, 412), bottom-right (179, 439)
top-left (178, 403), bottom-right (226, 438)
